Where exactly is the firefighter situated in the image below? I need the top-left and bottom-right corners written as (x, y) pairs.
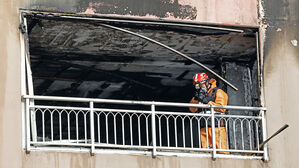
top-left (189, 73), bottom-right (229, 154)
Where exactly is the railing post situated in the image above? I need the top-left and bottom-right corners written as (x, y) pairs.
top-left (211, 107), bottom-right (216, 160)
top-left (90, 101), bottom-right (95, 155)
top-left (261, 110), bottom-right (268, 161)
top-left (151, 104), bottom-right (157, 157)
top-left (25, 98), bottom-right (31, 153)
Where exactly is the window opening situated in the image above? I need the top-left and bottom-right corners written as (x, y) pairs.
top-left (22, 11), bottom-right (266, 159)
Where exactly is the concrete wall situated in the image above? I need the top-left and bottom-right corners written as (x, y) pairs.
top-left (0, 0), bottom-right (299, 167)
top-left (262, 0), bottom-right (299, 167)
top-left (0, 0), bottom-right (25, 168)
top-left (23, 152), bottom-right (266, 168)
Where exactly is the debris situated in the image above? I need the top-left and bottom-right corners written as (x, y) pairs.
top-left (248, 124), bottom-right (289, 156)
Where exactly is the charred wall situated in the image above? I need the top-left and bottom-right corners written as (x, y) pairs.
top-left (262, 0), bottom-right (299, 167)
top-left (26, 16), bottom-right (258, 104)
top-left (26, 0), bottom-right (258, 26)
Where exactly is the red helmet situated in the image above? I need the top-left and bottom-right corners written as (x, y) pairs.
top-left (193, 73), bottom-right (208, 84)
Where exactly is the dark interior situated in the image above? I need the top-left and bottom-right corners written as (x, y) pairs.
top-left (27, 16), bottom-right (258, 105)
top-left (26, 15), bottom-right (261, 150)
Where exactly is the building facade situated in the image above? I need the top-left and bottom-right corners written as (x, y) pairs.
top-left (0, 0), bottom-right (298, 167)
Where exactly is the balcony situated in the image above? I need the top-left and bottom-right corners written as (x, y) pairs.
top-left (23, 95), bottom-right (267, 160)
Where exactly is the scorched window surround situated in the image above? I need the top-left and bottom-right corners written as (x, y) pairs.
top-left (20, 10), bottom-right (267, 160)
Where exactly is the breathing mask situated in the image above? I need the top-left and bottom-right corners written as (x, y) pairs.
top-left (194, 82), bottom-right (208, 93)
top-left (200, 86), bottom-right (208, 93)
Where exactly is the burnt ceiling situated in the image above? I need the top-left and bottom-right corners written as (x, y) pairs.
top-left (27, 17), bottom-right (257, 102)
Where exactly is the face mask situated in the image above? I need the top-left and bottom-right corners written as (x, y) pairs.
top-left (201, 87), bottom-right (208, 93)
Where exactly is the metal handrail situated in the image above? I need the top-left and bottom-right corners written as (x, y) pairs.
top-left (23, 95), bottom-right (267, 160)
top-left (23, 95), bottom-right (266, 111)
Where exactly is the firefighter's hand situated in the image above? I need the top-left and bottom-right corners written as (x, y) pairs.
top-left (189, 97), bottom-right (199, 113)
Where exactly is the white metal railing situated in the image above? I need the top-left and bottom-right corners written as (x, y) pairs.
top-left (23, 95), bottom-right (267, 160)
